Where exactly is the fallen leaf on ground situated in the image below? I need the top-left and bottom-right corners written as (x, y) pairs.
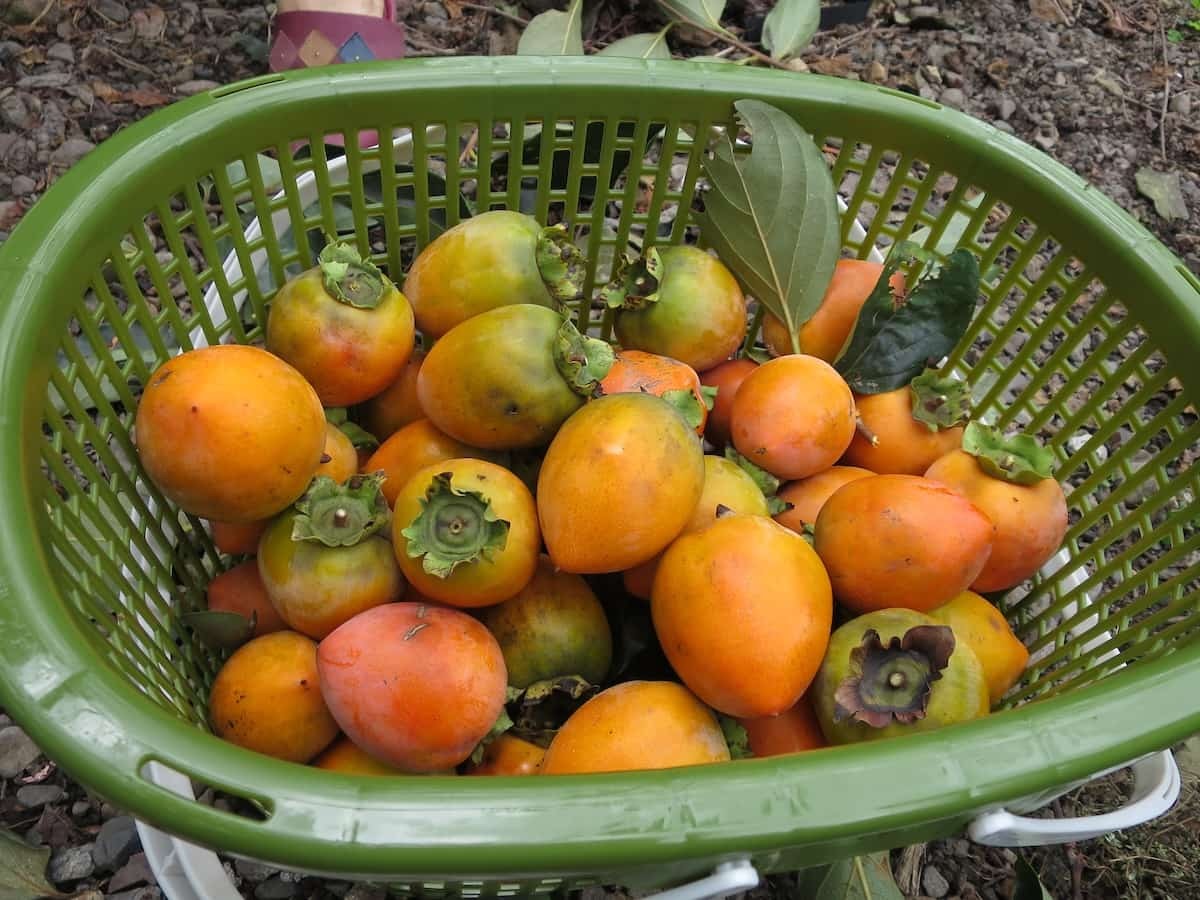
top-left (128, 89), bottom-right (170, 107)
top-left (1135, 168), bottom-right (1189, 222)
top-left (1029, 0), bottom-right (1068, 24)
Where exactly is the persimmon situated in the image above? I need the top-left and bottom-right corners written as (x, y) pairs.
top-left (774, 466), bottom-right (874, 534)
top-left (843, 371), bottom-right (968, 475)
top-left (356, 349), bottom-right (426, 442)
top-left (364, 418), bottom-right (498, 507)
top-left (929, 591), bottom-right (1030, 705)
top-left (600, 349), bottom-right (709, 435)
top-left (205, 559), bottom-right (287, 638)
top-left (699, 358), bottom-right (758, 449)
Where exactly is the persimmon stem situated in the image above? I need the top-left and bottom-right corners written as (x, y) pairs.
top-left (856, 416), bottom-right (880, 447)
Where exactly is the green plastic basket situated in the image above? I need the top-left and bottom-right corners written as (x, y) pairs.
top-left (1, 57), bottom-right (1198, 895)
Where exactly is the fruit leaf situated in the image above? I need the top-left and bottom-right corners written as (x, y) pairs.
top-left (724, 446), bottom-right (782, 498)
top-left (0, 826), bottom-right (67, 900)
top-left (961, 421), bottom-right (1055, 485)
top-left (509, 675), bottom-right (598, 748)
top-left (909, 369), bottom-right (971, 432)
top-left (292, 474), bottom-right (391, 546)
top-left (604, 247), bottom-right (664, 310)
top-left (1013, 854), bottom-right (1054, 900)
top-left (701, 99), bottom-right (841, 349)
top-left (597, 27), bottom-right (673, 59)
top-left (468, 706), bottom-right (515, 767)
top-left (718, 715), bottom-right (753, 759)
top-left (762, 0), bottom-right (821, 60)
top-left (656, 0), bottom-right (728, 33)
top-left (699, 384), bottom-right (719, 411)
top-left (798, 852), bottom-right (905, 900)
top-left (1134, 167), bottom-right (1189, 222)
top-left (662, 388), bottom-right (706, 432)
top-left (181, 610), bottom-right (257, 651)
top-left (517, 0), bottom-right (584, 55)
top-left (325, 408), bottom-right (379, 451)
top-left (834, 242), bottom-right (980, 394)
top-left (554, 317), bottom-right (615, 397)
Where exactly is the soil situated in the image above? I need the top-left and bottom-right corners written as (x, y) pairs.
top-left (1, 2), bottom-right (1198, 899)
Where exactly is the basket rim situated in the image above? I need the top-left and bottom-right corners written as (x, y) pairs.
top-left (0, 56), bottom-right (1197, 876)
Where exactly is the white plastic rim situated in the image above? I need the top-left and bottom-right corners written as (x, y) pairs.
top-left (131, 129), bottom-right (1175, 899)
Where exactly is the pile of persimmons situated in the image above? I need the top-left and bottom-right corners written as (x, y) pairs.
top-left (134, 209), bottom-right (1067, 777)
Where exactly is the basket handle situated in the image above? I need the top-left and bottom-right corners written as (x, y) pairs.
top-left (640, 859), bottom-right (759, 900)
top-left (967, 749), bottom-right (1181, 847)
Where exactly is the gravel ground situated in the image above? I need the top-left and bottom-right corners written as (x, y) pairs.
top-left (1, 2), bottom-right (1197, 899)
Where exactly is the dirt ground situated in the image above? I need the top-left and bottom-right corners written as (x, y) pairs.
top-left (1, 1), bottom-right (1197, 899)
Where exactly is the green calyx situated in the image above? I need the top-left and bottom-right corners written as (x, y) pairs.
top-left (724, 446), bottom-right (788, 516)
top-left (535, 225), bottom-right (586, 304)
top-left (718, 715), bottom-right (754, 760)
top-left (603, 247), bottom-right (665, 310)
top-left (834, 625), bottom-right (956, 728)
top-left (318, 240), bottom-right (388, 309)
top-left (291, 474), bottom-right (390, 547)
top-left (962, 420), bottom-right (1056, 485)
top-left (399, 472), bottom-right (510, 579)
top-left (661, 388), bottom-right (706, 431)
top-left (324, 407), bottom-right (379, 451)
top-left (508, 675), bottom-right (598, 749)
top-left (554, 316), bottom-right (615, 398)
top-left (909, 369), bottom-right (971, 432)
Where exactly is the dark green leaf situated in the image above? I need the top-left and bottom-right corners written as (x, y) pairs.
top-left (1013, 854), bottom-right (1054, 900)
top-left (517, 0), bottom-right (584, 55)
top-left (718, 715), bottom-right (753, 759)
top-left (0, 828), bottom-right (64, 900)
top-left (657, 0), bottom-right (728, 32)
top-left (597, 27), bottom-right (673, 59)
top-left (762, 0), bottom-right (821, 60)
top-left (835, 243), bottom-right (980, 394)
top-left (797, 853), bottom-right (904, 900)
top-left (701, 99), bottom-right (841, 348)
top-left (181, 610), bottom-right (256, 651)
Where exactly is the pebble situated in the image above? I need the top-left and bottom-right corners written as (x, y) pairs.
top-left (107, 888), bottom-right (162, 900)
top-left (108, 853), bottom-right (155, 892)
top-left (236, 859), bottom-right (280, 884)
top-left (93, 815), bottom-right (141, 873)
top-left (71, 799), bottom-right (92, 817)
top-left (94, 0), bottom-right (130, 23)
top-left (1171, 94), bottom-right (1192, 117)
top-left (18, 72), bottom-right (73, 89)
top-left (16, 784), bottom-right (65, 808)
top-left (923, 864), bottom-right (951, 898)
top-left (940, 88), bottom-right (966, 109)
top-left (1033, 124), bottom-right (1060, 150)
top-left (1, 94), bottom-right (36, 130)
top-left (46, 41), bottom-right (75, 64)
top-left (998, 97), bottom-right (1016, 121)
top-left (50, 138), bottom-right (95, 166)
top-left (0, 725), bottom-right (42, 778)
top-left (254, 876), bottom-right (298, 900)
top-left (176, 79), bottom-right (220, 96)
top-left (0, 40), bottom-right (23, 62)
top-left (993, 121), bottom-right (1015, 135)
top-left (48, 844), bottom-right (97, 884)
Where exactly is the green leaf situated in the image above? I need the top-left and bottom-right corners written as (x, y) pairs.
top-left (798, 852), bottom-right (904, 900)
top-left (656, 0), bottom-right (728, 32)
top-left (0, 827), bottom-right (66, 900)
top-left (699, 384), bottom-right (719, 411)
top-left (598, 27), bottom-right (673, 59)
top-left (1013, 854), bottom-right (1054, 900)
top-left (325, 409), bottom-right (380, 451)
top-left (724, 446), bottom-right (782, 498)
top-left (468, 706), bottom-right (514, 766)
top-left (834, 243), bottom-right (980, 394)
top-left (700, 99), bottom-right (841, 350)
top-left (961, 421), bottom-right (1056, 485)
top-left (718, 715), bottom-right (753, 759)
top-left (762, 0), bottom-right (821, 60)
top-left (517, 0), bottom-right (584, 55)
top-left (662, 388), bottom-right (706, 431)
top-left (1167, 27), bottom-right (1183, 41)
top-left (181, 610), bottom-right (257, 651)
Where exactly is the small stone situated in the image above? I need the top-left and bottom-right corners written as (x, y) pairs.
top-left (343, 886), bottom-right (387, 900)
top-left (255, 876), bottom-right (298, 900)
top-left (236, 859), bottom-right (280, 884)
top-left (51, 138), bottom-right (95, 166)
top-left (108, 853), bottom-right (155, 892)
top-left (324, 884), bottom-right (352, 898)
top-left (94, 0), bottom-right (130, 22)
top-left (72, 799), bottom-right (92, 817)
top-left (1033, 125), bottom-right (1060, 151)
top-left (424, 1), bottom-right (448, 20)
top-left (998, 97), bottom-right (1016, 121)
top-left (16, 784), bottom-right (65, 808)
top-left (47, 42), bottom-right (75, 64)
top-left (993, 120), bottom-right (1015, 134)
top-left (0, 41), bottom-right (23, 62)
top-left (867, 61), bottom-right (888, 83)
top-left (951, 838), bottom-right (971, 857)
top-left (910, 4), bottom-right (941, 16)
top-left (940, 88), bottom-right (965, 109)
top-left (0, 94), bottom-right (34, 130)
top-left (17, 72), bottom-right (72, 89)
top-left (0, 725), bottom-right (42, 777)
top-left (923, 864), bottom-right (951, 899)
top-left (48, 844), bottom-right (96, 884)
top-left (1171, 94), bottom-right (1193, 117)
top-left (93, 815), bottom-right (140, 873)
top-left (176, 79), bottom-right (220, 96)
